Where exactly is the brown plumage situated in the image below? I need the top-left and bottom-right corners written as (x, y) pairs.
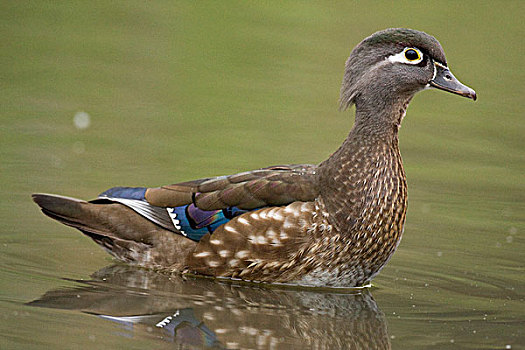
top-left (146, 164), bottom-right (319, 209)
top-left (33, 28), bottom-right (476, 287)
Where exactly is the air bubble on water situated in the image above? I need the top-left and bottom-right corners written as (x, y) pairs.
top-left (437, 251), bottom-right (443, 257)
top-left (73, 111), bottom-right (91, 129)
top-left (506, 236), bottom-right (513, 243)
top-left (508, 227), bottom-right (517, 235)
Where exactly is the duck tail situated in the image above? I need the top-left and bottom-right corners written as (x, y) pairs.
top-left (32, 193), bottom-right (88, 226)
top-left (31, 193), bottom-right (194, 267)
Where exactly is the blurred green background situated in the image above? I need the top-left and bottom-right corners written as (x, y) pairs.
top-left (1, 1), bottom-right (524, 349)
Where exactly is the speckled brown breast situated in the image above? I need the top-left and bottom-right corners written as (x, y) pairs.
top-left (301, 133), bottom-right (407, 286)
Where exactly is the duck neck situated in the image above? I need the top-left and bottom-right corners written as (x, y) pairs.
top-left (318, 96), bottom-right (410, 233)
top-left (351, 95), bottom-right (412, 140)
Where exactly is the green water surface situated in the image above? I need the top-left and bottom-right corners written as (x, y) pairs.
top-left (1, 1), bottom-right (524, 349)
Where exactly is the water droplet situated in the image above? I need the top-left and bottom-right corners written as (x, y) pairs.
top-left (73, 111), bottom-right (91, 130)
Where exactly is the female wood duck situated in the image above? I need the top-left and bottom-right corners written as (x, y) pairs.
top-left (33, 28), bottom-right (476, 288)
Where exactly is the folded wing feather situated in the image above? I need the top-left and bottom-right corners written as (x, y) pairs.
top-left (145, 164), bottom-right (319, 210)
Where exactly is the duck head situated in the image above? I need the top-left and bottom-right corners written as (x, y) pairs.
top-left (340, 28), bottom-right (476, 112)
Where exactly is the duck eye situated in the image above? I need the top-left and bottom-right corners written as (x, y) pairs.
top-left (404, 48), bottom-right (421, 61)
top-left (387, 47), bottom-right (423, 65)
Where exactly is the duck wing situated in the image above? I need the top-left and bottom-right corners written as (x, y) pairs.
top-left (95, 164), bottom-right (319, 242)
top-left (144, 164), bottom-right (319, 210)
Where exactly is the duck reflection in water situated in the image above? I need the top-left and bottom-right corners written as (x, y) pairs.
top-left (29, 265), bottom-right (390, 349)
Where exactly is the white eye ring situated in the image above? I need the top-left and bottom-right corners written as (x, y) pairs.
top-left (387, 47), bottom-right (424, 65)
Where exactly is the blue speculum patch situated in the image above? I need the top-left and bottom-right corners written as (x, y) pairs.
top-left (99, 187), bottom-right (147, 200)
top-left (169, 204), bottom-right (250, 242)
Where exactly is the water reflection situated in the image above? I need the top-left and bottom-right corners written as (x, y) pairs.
top-left (29, 265), bottom-right (390, 349)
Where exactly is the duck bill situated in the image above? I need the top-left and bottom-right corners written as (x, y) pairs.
top-left (429, 63), bottom-right (477, 100)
